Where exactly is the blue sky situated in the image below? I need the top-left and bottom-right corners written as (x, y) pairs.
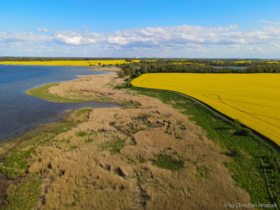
top-left (1, 0), bottom-right (280, 58)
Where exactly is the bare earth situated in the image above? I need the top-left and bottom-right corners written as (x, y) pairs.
top-left (15, 73), bottom-right (253, 209)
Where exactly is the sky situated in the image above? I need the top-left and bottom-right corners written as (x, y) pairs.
top-left (1, 0), bottom-right (280, 58)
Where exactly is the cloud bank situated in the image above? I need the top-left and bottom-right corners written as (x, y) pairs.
top-left (1, 24), bottom-right (280, 57)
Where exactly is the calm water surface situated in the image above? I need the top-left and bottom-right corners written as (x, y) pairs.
top-left (0, 65), bottom-right (118, 141)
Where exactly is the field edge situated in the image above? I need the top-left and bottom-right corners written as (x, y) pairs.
top-left (130, 85), bottom-right (280, 207)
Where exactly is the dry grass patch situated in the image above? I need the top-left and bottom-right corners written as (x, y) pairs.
top-left (1, 73), bottom-right (253, 209)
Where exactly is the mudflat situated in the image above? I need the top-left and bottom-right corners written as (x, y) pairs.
top-left (0, 72), bottom-right (251, 209)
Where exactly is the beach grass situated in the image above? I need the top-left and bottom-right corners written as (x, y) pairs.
top-left (0, 109), bottom-right (90, 208)
top-left (25, 83), bottom-right (91, 103)
top-left (1, 73), bottom-right (279, 209)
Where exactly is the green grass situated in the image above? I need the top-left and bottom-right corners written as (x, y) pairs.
top-left (196, 166), bottom-right (210, 178)
top-left (0, 148), bottom-right (34, 179)
top-left (0, 110), bottom-right (91, 209)
top-left (85, 137), bottom-right (93, 143)
top-left (4, 175), bottom-right (42, 210)
top-left (25, 82), bottom-right (131, 106)
top-left (0, 112), bottom-right (84, 179)
top-left (76, 108), bottom-right (92, 115)
top-left (75, 131), bottom-right (88, 137)
top-left (153, 154), bottom-right (184, 171)
top-left (70, 145), bottom-right (78, 150)
top-left (131, 86), bottom-right (280, 207)
top-left (25, 83), bottom-right (90, 103)
top-left (101, 139), bottom-right (126, 154)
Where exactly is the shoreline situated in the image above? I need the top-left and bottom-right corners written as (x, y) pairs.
top-left (0, 71), bottom-right (267, 209)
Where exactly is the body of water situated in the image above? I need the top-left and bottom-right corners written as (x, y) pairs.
top-left (0, 65), bottom-right (118, 140)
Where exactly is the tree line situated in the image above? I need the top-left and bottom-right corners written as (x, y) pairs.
top-left (117, 61), bottom-right (280, 78)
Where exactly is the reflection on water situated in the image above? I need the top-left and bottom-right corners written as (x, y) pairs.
top-left (0, 65), bottom-right (118, 140)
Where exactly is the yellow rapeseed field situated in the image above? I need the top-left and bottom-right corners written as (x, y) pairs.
top-left (232, 61), bottom-right (252, 64)
top-left (131, 73), bottom-right (280, 145)
top-left (267, 61), bottom-right (280, 64)
top-left (0, 60), bottom-right (140, 66)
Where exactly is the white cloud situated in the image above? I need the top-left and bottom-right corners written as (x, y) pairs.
top-left (108, 36), bottom-right (129, 45)
top-left (55, 33), bottom-right (82, 45)
top-left (260, 20), bottom-right (280, 25)
top-left (37, 28), bottom-right (49, 32)
top-left (103, 25), bottom-right (280, 48)
top-left (1, 24), bottom-right (280, 57)
top-left (54, 31), bottom-right (103, 45)
top-left (0, 31), bottom-right (52, 43)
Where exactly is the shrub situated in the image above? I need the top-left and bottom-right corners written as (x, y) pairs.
top-left (153, 155), bottom-right (184, 171)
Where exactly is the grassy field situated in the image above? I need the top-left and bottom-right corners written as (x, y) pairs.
top-left (25, 83), bottom-right (92, 103)
top-left (1, 73), bottom-right (279, 209)
top-left (131, 86), bottom-right (280, 207)
top-left (131, 73), bottom-right (280, 146)
top-left (0, 60), bottom-right (140, 66)
top-left (0, 73), bottom-right (256, 209)
top-left (0, 109), bottom-right (87, 209)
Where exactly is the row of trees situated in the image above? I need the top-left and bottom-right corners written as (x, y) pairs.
top-left (117, 62), bottom-right (280, 78)
top-left (139, 59), bottom-right (280, 67)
